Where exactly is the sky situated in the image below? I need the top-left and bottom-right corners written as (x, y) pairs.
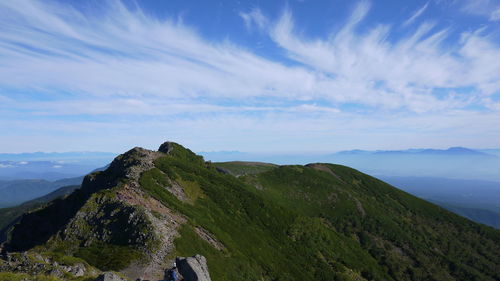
top-left (0, 0), bottom-right (499, 153)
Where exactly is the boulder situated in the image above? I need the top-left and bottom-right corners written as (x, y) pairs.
top-left (175, 255), bottom-right (211, 281)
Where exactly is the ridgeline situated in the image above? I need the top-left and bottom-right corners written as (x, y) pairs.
top-left (0, 142), bottom-right (498, 281)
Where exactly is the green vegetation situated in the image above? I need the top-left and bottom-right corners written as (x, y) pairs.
top-left (177, 178), bottom-right (204, 203)
top-left (213, 161), bottom-right (278, 176)
top-left (75, 242), bottom-right (142, 271)
top-left (143, 154), bottom-right (388, 280)
top-left (140, 146), bottom-right (500, 281)
top-left (2, 143), bottom-right (499, 281)
top-left (40, 251), bottom-right (88, 266)
top-left (0, 272), bottom-right (94, 281)
top-left (250, 164), bottom-right (500, 281)
top-left (0, 272), bottom-right (60, 281)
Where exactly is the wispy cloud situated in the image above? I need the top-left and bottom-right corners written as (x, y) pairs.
top-left (459, 0), bottom-right (500, 21)
top-left (268, 2), bottom-right (500, 112)
top-left (239, 8), bottom-right (268, 31)
top-left (403, 2), bottom-right (429, 26)
top-left (0, 0), bottom-right (499, 152)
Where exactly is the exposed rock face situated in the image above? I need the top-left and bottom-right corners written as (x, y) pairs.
top-left (158, 141), bottom-right (174, 154)
top-left (176, 255), bottom-right (212, 281)
top-left (94, 272), bottom-right (128, 281)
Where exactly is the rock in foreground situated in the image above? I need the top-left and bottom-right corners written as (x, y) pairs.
top-left (175, 255), bottom-right (212, 281)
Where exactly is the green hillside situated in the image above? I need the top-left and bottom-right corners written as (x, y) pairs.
top-left (213, 161), bottom-right (278, 176)
top-left (1, 143), bottom-right (499, 281)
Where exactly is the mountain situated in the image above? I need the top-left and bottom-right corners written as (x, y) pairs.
top-left (328, 147), bottom-right (500, 181)
top-left (0, 176), bottom-right (84, 208)
top-left (370, 147), bottom-right (492, 156)
top-left (200, 147), bottom-right (500, 181)
top-left (0, 142), bottom-right (499, 281)
top-left (0, 184), bottom-right (81, 236)
top-left (339, 147), bottom-right (493, 156)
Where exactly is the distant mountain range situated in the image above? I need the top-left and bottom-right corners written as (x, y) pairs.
top-left (337, 147), bottom-right (494, 156)
top-left (201, 147), bottom-right (500, 181)
top-left (0, 176), bottom-right (84, 208)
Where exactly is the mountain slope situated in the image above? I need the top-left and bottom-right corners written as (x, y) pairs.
top-left (0, 184), bottom-right (81, 233)
top-left (240, 163), bottom-right (499, 280)
top-left (1, 142), bottom-right (499, 281)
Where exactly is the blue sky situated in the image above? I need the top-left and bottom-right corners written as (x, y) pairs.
top-left (0, 0), bottom-right (499, 153)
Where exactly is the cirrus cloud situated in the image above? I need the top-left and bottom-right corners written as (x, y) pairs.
top-left (0, 0), bottom-right (499, 152)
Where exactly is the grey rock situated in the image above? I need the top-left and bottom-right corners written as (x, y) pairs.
top-left (94, 272), bottom-right (128, 281)
top-left (158, 142), bottom-right (174, 154)
top-left (175, 255), bottom-right (211, 281)
top-left (70, 263), bottom-right (86, 277)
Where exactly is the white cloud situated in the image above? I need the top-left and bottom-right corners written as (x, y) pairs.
top-left (403, 2), bottom-right (429, 26)
top-left (0, 0), bottom-right (499, 152)
top-left (239, 8), bottom-right (268, 31)
top-left (459, 0), bottom-right (500, 21)
top-left (490, 9), bottom-right (500, 21)
top-left (0, 0), bottom-right (498, 114)
top-left (268, 3), bottom-right (500, 112)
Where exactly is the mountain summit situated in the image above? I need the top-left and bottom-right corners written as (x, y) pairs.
top-left (1, 141), bottom-right (499, 281)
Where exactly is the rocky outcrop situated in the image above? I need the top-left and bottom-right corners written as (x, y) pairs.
top-left (2, 147), bottom-right (163, 252)
top-left (175, 255), bottom-right (212, 281)
top-left (158, 141), bottom-right (174, 154)
top-left (0, 251), bottom-right (97, 279)
top-left (94, 272), bottom-right (128, 281)
top-left (0, 142), bottom-right (214, 281)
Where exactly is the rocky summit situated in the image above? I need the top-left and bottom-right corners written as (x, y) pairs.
top-left (0, 141), bottom-right (499, 281)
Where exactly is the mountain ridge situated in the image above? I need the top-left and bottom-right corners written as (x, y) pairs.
top-left (0, 141), bottom-right (499, 281)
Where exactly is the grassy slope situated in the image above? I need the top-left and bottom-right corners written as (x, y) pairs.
top-left (213, 161), bottom-right (278, 176)
top-left (247, 164), bottom-right (500, 281)
top-left (141, 145), bottom-right (500, 281)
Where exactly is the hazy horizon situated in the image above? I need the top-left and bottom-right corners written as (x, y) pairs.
top-left (0, 145), bottom-right (499, 155)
